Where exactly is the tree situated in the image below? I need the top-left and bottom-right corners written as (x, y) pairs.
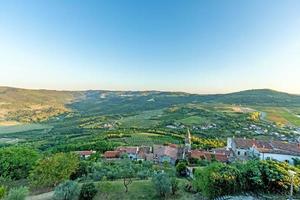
top-left (234, 160), bottom-right (263, 192)
top-left (152, 172), bottom-right (171, 198)
top-left (79, 183), bottom-right (97, 200)
top-left (259, 160), bottom-right (300, 194)
top-left (29, 153), bottom-right (79, 188)
top-left (0, 185), bottom-right (6, 199)
top-left (0, 147), bottom-right (39, 180)
top-left (118, 159), bottom-right (135, 193)
top-left (97, 177), bottom-right (113, 200)
top-left (170, 177), bottom-right (179, 195)
top-left (5, 186), bottom-right (29, 200)
top-left (53, 181), bottom-right (80, 200)
top-left (176, 161), bottom-right (187, 177)
top-left (193, 162), bottom-right (241, 199)
top-left (70, 161), bottom-right (89, 180)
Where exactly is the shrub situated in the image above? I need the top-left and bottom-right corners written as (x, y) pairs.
top-left (30, 153), bottom-right (79, 188)
top-left (0, 185), bottom-right (6, 199)
top-left (193, 162), bottom-right (241, 199)
top-left (176, 161), bottom-right (187, 177)
top-left (170, 177), bottom-right (179, 195)
top-left (5, 187), bottom-right (29, 200)
top-left (53, 181), bottom-right (80, 200)
top-left (234, 160), bottom-right (263, 192)
top-left (137, 170), bottom-right (149, 180)
top-left (0, 147), bottom-right (39, 180)
top-left (259, 160), bottom-right (300, 194)
top-left (79, 183), bottom-right (97, 200)
top-left (152, 172), bottom-right (171, 198)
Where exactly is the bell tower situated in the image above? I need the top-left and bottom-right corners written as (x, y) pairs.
top-left (185, 128), bottom-right (192, 152)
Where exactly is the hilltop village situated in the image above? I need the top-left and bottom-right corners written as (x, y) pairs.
top-left (76, 129), bottom-right (300, 169)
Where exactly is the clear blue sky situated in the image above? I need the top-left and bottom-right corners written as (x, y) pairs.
top-left (0, 0), bottom-right (300, 94)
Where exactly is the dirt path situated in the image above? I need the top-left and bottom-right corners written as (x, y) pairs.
top-left (26, 191), bottom-right (54, 200)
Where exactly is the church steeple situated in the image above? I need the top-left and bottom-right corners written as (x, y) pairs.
top-left (185, 128), bottom-right (192, 152)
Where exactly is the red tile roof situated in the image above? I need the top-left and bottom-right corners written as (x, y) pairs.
top-left (233, 138), bottom-right (300, 156)
top-left (190, 150), bottom-right (229, 162)
top-left (116, 147), bottom-right (139, 154)
top-left (104, 151), bottom-right (120, 158)
top-left (153, 145), bottom-right (179, 160)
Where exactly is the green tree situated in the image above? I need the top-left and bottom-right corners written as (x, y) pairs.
top-left (97, 177), bottom-right (113, 200)
top-left (29, 153), bottom-right (79, 188)
top-left (234, 160), bottom-right (263, 192)
top-left (176, 161), bottom-right (187, 177)
top-left (170, 177), bottom-right (179, 195)
top-left (79, 183), bottom-right (97, 200)
top-left (0, 185), bottom-right (6, 199)
top-left (5, 186), bottom-right (29, 200)
top-left (152, 172), bottom-right (171, 198)
top-left (0, 147), bottom-right (39, 180)
top-left (118, 159), bottom-right (135, 193)
top-left (53, 181), bottom-right (80, 200)
top-left (193, 162), bottom-right (241, 199)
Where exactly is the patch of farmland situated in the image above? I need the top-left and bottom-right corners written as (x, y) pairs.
top-left (0, 123), bottom-right (52, 135)
top-left (118, 109), bottom-right (163, 128)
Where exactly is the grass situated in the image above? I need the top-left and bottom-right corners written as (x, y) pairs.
top-left (95, 179), bottom-right (196, 200)
top-left (178, 116), bottom-right (210, 126)
top-left (0, 123), bottom-right (52, 135)
top-left (254, 106), bottom-right (300, 126)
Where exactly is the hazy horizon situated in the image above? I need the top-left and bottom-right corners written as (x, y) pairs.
top-left (1, 0), bottom-right (300, 94)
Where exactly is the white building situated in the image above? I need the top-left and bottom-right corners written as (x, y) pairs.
top-left (227, 137), bottom-right (300, 165)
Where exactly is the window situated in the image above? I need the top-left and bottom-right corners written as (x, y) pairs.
top-left (244, 152), bottom-right (247, 156)
top-left (237, 151), bottom-right (240, 155)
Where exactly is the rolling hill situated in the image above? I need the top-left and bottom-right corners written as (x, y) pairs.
top-left (0, 87), bottom-right (299, 124)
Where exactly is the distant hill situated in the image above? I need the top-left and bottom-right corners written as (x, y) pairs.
top-left (0, 87), bottom-right (84, 123)
top-left (0, 87), bottom-right (299, 123)
top-left (207, 89), bottom-right (300, 106)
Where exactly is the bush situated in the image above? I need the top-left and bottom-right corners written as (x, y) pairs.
top-left (0, 185), bottom-right (6, 199)
top-left (152, 172), bottom-right (171, 198)
top-left (193, 162), bottom-right (241, 199)
top-left (79, 183), bottom-right (97, 200)
top-left (5, 187), bottom-right (29, 200)
top-left (30, 153), bottom-right (79, 188)
top-left (0, 147), bottom-right (39, 180)
top-left (137, 170), bottom-right (149, 180)
top-left (53, 181), bottom-right (80, 200)
top-left (176, 161), bottom-right (187, 177)
top-left (234, 160), bottom-right (263, 192)
top-left (259, 160), bottom-right (300, 194)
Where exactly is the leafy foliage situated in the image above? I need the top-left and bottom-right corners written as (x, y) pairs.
top-left (0, 147), bottom-right (39, 180)
top-left (79, 183), bottom-right (97, 200)
top-left (193, 162), bottom-right (241, 199)
top-left (5, 187), bottom-right (28, 200)
top-left (176, 161), bottom-right (187, 177)
top-left (0, 185), bottom-right (6, 199)
top-left (29, 153), bottom-right (79, 188)
top-left (152, 172), bottom-right (171, 198)
top-left (53, 180), bottom-right (80, 200)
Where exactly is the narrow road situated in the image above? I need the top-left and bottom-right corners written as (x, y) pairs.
top-left (26, 191), bottom-right (54, 200)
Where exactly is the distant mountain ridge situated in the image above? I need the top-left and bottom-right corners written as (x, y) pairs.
top-left (0, 86), bottom-right (299, 123)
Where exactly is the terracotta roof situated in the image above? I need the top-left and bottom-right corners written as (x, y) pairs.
top-left (234, 138), bottom-right (271, 149)
top-left (233, 138), bottom-right (300, 156)
top-left (153, 145), bottom-right (179, 160)
top-left (104, 151), bottom-right (120, 158)
top-left (190, 150), bottom-right (229, 162)
top-left (116, 147), bottom-right (139, 154)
